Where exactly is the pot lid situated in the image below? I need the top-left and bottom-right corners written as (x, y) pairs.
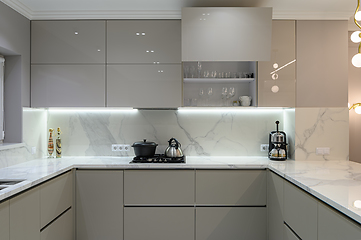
top-left (132, 139), bottom-right (158, 147)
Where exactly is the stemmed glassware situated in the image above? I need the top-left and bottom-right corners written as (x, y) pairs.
top-left (228, 87), bottom-right (235, 106)
top-left (221, 87), bottom-right (228, 106)
top-left (207, 87), bottom-right (213, 106)
top-left (198, 88), bottom-right (204, 106)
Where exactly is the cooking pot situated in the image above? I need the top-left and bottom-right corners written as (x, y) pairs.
top-left (132, 139), bottom-right (158, 157)
top-left (165, 138), bottom-right (183, 158)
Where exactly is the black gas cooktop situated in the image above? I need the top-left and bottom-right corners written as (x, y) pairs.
top-left (130, 154), bottom-right (185, 163)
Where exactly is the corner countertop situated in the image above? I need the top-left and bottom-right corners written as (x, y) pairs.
top-left (0, 156), bottom-right (360, 225)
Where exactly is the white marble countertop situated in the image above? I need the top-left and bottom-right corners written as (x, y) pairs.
top-left (0, 156), bottom-right (360, 225)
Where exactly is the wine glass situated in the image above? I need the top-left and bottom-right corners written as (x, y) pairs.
top-left (221, 87), bottom-right (228, 106)
top-left (199, 88), bottom-right (204, 106)
top-left (228, 87), bottom-right (235, 106)
top-left (207, 87), bottom-right (213, 106)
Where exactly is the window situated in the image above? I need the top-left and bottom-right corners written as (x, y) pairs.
top-left (0, 56), bottom-right (4, 142)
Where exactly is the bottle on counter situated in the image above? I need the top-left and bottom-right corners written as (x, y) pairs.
top-left (48, 128), bottom-right (54, 158)
top-left (56, 127), bottom-right (62, 158)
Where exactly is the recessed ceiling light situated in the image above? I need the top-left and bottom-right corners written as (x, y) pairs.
top-left (142, 32), bottom-right (145, 36)
top-left (136, 32), bottom-right (140, 36)
top-left (74, 31), bottom-right (79, 35)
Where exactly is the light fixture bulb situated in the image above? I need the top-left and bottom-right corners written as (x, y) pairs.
top-left (356, 11), bottom-right (361, 21)
top-left (351, 31), bottom-right (361, 43)
top-left (355, 106), bottom-right (361, 114)
top-left (273, 63), bottom-right (278, 69)
top-left (354, 200), bottom-right (361, 209)
top-left (352, 53), bottom-right (361, 67)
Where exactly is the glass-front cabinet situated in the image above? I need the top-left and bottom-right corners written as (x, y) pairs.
top-left (183, 61), bottom-right (257, 107)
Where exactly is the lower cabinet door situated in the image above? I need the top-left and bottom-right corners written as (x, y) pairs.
top-left (318, 202), bottom-right (361, 240)
top-left (76, 170), bottom-right (123, 240)
top-left (284, 224), bottom-right (301, 240)
top-left (40, 208), bottom-right (73, 240)
top-left (0, 200), bottom-right (9, 240)
top-left (196, 207), bottom-right (266, 240)
top-left (10, 188), bottom-right (40, 240)
top-left (124, 207), bottom-right (194, 240)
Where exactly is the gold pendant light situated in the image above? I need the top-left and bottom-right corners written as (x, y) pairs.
top-left (352, 0), bottom-right (361, 67)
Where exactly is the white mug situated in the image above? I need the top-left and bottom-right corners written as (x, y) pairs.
top-left (239, 96), bottom-right (252, 106)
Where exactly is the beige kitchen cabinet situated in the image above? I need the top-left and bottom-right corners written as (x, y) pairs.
top-left (40, 171), bottom-right (73, 229)
top-left (124, 207), bottom-right (194, 240)
top-left (124, 170), bottom-right (194, 205)
top-left (182, 7), bottom-right (272, 62)
top-left (318, 202), bottom-right (361, 240)
top-left (40, 208), bottom-right (73, 240)
top-left (10, 187), bottom-right (40, 240)
top-left (284, 181), bottom-right (317, 240)
top-left (31, 65), bottom-right (106, 107)
top-left (0, 200), bottom-right (9, 240)
top-left (268, 170), bottom-right (284, 240)
top-left (107, 64), bottom-right (182, 108)
top-left (107, 20), bottom-right (181, 64)
top-left (196, 170), bottom-right (266, 205)
top-left (258, 20), bottom-right (296, 107)
top-left (76, 170), bottom-right (123, 240)
top-left (283, 223), bottom-right (301, 240)
top-left (31, 21), bottom-right (106, 64)
top-left (196, 207), bottom-right (266, 240)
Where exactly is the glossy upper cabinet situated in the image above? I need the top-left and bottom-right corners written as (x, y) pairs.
top-left (107, 65), bottom-right (181, 108)
top-left (31, 21), bottom-right (105, 64)
top-left (182, 7), bottom-right (272, 61)
top-left (107, 20), bottom-right (181, 64)
top-left (31, 65), bottom-right (105, 107)
top-left (258, 20), bottom-right (296, 107)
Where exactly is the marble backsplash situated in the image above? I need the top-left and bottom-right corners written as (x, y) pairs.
top-left (45, 108), bottom-right (292, 157)
top-left (295, 108), bottom-right (349, 161)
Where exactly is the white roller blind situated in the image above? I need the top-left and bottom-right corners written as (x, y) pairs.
top-left (0, 56), bottom-right (4, 141)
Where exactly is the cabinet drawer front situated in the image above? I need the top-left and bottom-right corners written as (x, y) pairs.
top-left (40, 171), bottom-right (73, 228)
top-left (107, 20), bottom-right (181, 64)
top-left (124, 207), bottom-right (194, 240)
top-left (196, 207), bottom-right (266, 240)
top-left (124, 170), bottom-right (194, 205)
top-left (318, 202), bottom-right (361, 240)
top-left (41, 208), bottom-right (73, 240)
top-left (284, 181), bottom-right (317, 240)
top-left (32, 21), bottom-right (106, 64)
top-left (107, 64), bottom-right (182, 108)
top-left (196, 170), bottom-right (266, 205)
top-left (284, 224), bottom-right (301, 240)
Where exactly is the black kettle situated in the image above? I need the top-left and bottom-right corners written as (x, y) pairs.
top-left (165, 138), bottom-right (183, 158)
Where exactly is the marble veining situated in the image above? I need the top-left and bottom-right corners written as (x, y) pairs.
top-left (0, 157), bottom-right (361, 225)
top-left (295, 108), bottom-right (349, 161)
top-left (47, 109), bottom-right (288, 157)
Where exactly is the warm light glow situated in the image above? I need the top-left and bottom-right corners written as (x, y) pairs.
top-left (270, 60), bottom-right (296, 75)
top-left (352, 53), bottom-right (361, 67)
top-left (356, 11), bottom-right (361, 21)
top-left (351, 31), bottom-right (361, 43)
top-left (273, 63), bottom-right (278, 69)
top-left (354, 200), bottom-right (361, 209)
top-left (355, 106), bottom-right (361, 114)
top-left (271, 85), bottom-right (279, 93)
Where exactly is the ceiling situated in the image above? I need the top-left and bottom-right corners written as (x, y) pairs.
top-left (0, 0), bottom-right (356, 22)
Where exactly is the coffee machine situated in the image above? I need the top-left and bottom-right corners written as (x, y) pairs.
top-left (268, 121), bottom-right (287, 161)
